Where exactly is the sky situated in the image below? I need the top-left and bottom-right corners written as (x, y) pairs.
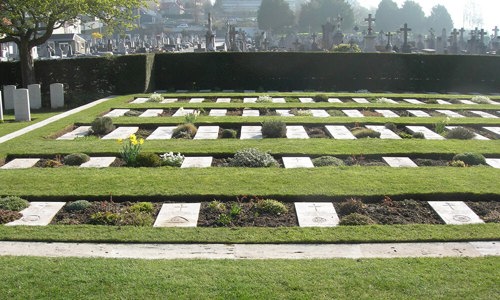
top-left (355, 0), bottom-right (499, 33)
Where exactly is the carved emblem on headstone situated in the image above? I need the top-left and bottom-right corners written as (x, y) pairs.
top-left (453, 215), bottom-right (471, 222)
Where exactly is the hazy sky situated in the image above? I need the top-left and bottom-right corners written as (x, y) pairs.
top-left (355, 0), bottom-right (499, 32)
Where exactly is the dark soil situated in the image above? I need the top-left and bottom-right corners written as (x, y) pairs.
top-left (361, 110), bottom-right (383, 117)
top-left (466, 201), bottom-right (500, 223)
top-left (305, 126), bottom-right (329, 138)
top-left (414, 158), bottom-right (449, 167)
top-left (226, 109), bottom-right (243, 116)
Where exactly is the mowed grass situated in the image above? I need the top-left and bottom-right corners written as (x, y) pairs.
top-left (0, 256), bottom-right (498, 299)
top-left (0, 110), bottom-right (63, 137)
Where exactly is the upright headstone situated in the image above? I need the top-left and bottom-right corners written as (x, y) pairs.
top-left (14, 88), bottom-right (31, 121)
top-left (400, 23), bottom-right (412, 53)
top-left (50, 83), bottom-right (64, 108)
top-left (449, 29), bottom-right (459, 54)
top-left (0, 91), bottom-right (3, 121)
top-left (27, 84), bottom-right (42, 109)
top-left (3, 85), bottom-right (16, 110)
top-left (363, 14), bottom-right (377, 53)
top-left (459, 28), bottom-right (466, 51)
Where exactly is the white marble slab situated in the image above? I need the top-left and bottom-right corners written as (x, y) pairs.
top-left (172, 108), bottom-right (195, 117)
top-left (342, 109), bottom-right (364, 118)
top-left (407, 110), bottom-right (431, 117)
top-left (459, 100), bottom-right (477, 105)
top-left (294, 202), bottom-right (339, 227)
top-left (130, 97), bottom-right (148, 104)
top-left (483, 127), bottom-right (500, 136)
top-left (328, 98), bottom-right (342, 103)
top-left (310, 109), bottom-right (330, 117)
top-left (352, 97), bottom-right (370, 103)
top-left (286, 126), bottom-right (309, 139)
top-left (153, 203), bottom-right (201, 227)
top-left (189, 98), bottom-right (204, 103)
top-left (366, 125), bottom-right (401, 139)
top-left (57, 126), bottom-right (91, 140)
top-left (436, 110), bottom-right (464, 118)
top-left (485, 158), bottom-right (500, 168)
top-left (382, 157), bottom-right (418, 167)
top-left (242, 110), bottom-right (259, 117)
top-left (147, 126), bottom-right (176, 140)
top-left (6, 202), bottom-right (65, 226)
top-left (79, 157), bottom-right (116, 168)
top-left (470, 111), bottom-right (498, 118)
top-left (445, 126), bottom-right (489, 140)
top-left (209, 109), bottom-right (227, 116)
top-left (428, 201), bottom-right (484, 225)
top-left (194, 126), bottom-right (219, 139)
top-left (161, 98), bottom-right (178, 103)
top-left (325, 126), bottom-right (356, 139)
top-left (101, 127), bottom-right (139, 139)
top-left (240, 126), bottom-right (262, 139)
top-left (139, 109), bottom-right (163, 117)
top-left (403, 99), bottom-right (425, 104)
top-left (272, 97), bottom-right (286, 103)
top-left (299, 97), bottom-right (314, 103)
top-left (406, 126), bottom-right (444, 140)
top-left (376, 98), bottom-right (398, 104)
top-left (1, 158), bottom-right (40, 169)
top-left (282, 157), bottom-right (314, 168)
top-left (276, 109), bottom-right (294, 117)
top-left (375, 110), bottom-right (399, 118)
top-left (180, 157), bottom-right (213, 168)
top-left (243, 97), bottom-right (257, 103)
top-left (436, 99), bottom-right (452, 105)
top-left (216, 98), bottom-right (231, 103)
top-left (103, 109), bottom-right (130, 117)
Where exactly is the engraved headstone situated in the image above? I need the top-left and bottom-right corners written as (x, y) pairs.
top-left (80, 157), bottom-right (116, 168)
top-left (470, 111), bottom-right (498, 118)
top-left (240, 126), bottom-right (262, 139)
top-left (286, 126), bottom-right (309, 139)
top-left (382, 157), bottom-right (418, 167)
top-left (209, 109), bottom-right (227, 116)
top-left (131, 97), bottom-right (149, 104)
top-left (50, 83), bottom-right (64, 108)
top-left (483, 127), bottom-right (500, 136)
top-left (298, 97), bottom-right (314, 103)
top-left (194, 126), bottom-right (219, 139)
top-left (366, 125), bottom-right (401, 139)
top-left (189, 98), bottom-right (204, 103)
top-left (180, 157), bottom-right (213, 168)
top-left (485, 158), bottom-right (500, 168)
top-left (57, 126), bottom-right (91, 140)
top-left (242, 110), bottom-right (259, 117)
top-left (325, 126), bottom-right (356, 139)
top-left (282, 157), bottom-right (314, 168)
top-left (342, 109), bottom-right (364, 117)
top-left (27, 84), bottom-right (42, 109)
top-left (6, 202), bottom-right (66, 226)
top-left (405, 126), bottom-right (445, 140)
top-left (436, 110), bottom-right (465, 118)
top-left (101, 127), bottom-right (139, 139)
top-left (295, 202), bottom-right (339, 227)
top-left (14, 89), bottom-right (31, 121)
top-left (407, 110), bottom-right (431, 117)
top-left (374, 110), bottom-right (399, 118)
top-left (103, 109), bottom-right (130, 117)
top-left (146, 126), bottom-right (176, 140)
top-left (216, 98), bottom-right (231, 103)
top-left (153, 203), bottom-right (201, 227)
top-left (3, 85), bottom-right (16, 110)
top-left (310, 109), bottom-right (330, 117)
top-left (139, 109), bottom-right (163, 117)
top-left (1, 158), bottom-right (40, 169)
top-left (243, 97), bottom-right (257, 103)
top-left (403, 98), bottom-right (425, 104)
top-left (428, 201), bottom-right (483, 225)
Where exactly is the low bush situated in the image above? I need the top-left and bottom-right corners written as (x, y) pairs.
top-left (90, 117), bottom-right (115, 135)
top-left (124, 110), bottom-right (143, 117)
top-left (449, 160), bottom-right (467, 167)
top-left (398, 132), bottom-right (413, 139)
top-left (0, 196), bottom-right (30, 211)
top-left (445, 127), bottom-right (475, 140)
top-left (172, 123), bottom-right (197, 139)
top-left (312, 156), bottom-right (345, 167)
top-left (313, 94), bottom-right (329, 102)
top-left (65, 200), bottom-right (92, 212)
top-left (290, 108), bottom-right (312, 117)
top-left (208, 200), bottom-right (226, 212)
top-left (351, 128), bottom-right (381, 139)
top-left (134, 152), bottom-right (162, 167)
top-left (384, 122), bottom-right (397, 131)
top-left (148, 93), bottom-right (163, 102)
top-left (0, 210), bottom-right (22, 224)
top-left (412, 132), bottom-right (425, 139)
top-left (471, 95), bottom-right (491, 104)
top-left (327, 109), bottom-right (345, 117)
top-left (129, 202), bottom-right (154, 214)
top-left (120, 212), bottom-right (154, 226)
top-left (376, 97), bottom-right (393, 103)
top-left (89, 211), bottom-right (120, 225)
top-left (228, 148), bottom-right (279, 168)
top-left (339, 213), bottom-right (375, 226)
top-left (255, 199), bottom-right (288, 215)
top-left (262, 120), bottom-right (287, 138)
top-left (160, 152), bottom-right (184, 167)
top-left (216, 213), bottom-right (232, 226)
top-left (452, 153), bottom-right (486, 166)
top-left (39, 159), bottom-right (63, 168)
top-left (256, 95), bottom-right (272, 103)
top-left (337, 198), bottom-right (366, 215)
top-left (221, 129), bottom-right (238, 138)
top-left (64, 153), bottom-right (90, 166)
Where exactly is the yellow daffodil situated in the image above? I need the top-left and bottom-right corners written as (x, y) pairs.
top-left (117, 138), bottom-right (123, 144)
top-left (139, 138), bottom-right (144, 145)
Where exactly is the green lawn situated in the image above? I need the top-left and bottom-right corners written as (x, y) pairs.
top-left (0, 110), bottom-right (63, 137)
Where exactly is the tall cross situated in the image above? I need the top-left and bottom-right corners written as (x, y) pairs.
top-left (493, 26), bottom-right (499, 38)
top-left (311, 32), bottom-right (317, 43)
top-left (451, 29), bottom-right (459, 41)
top-left (478, 29), bottom-right (486, 41)
top-left (459, 28), bottom-right (465, 40)
top-left (400, 23), bottom-right (412, 44)
top-left (336, 15), bottom-right (343, 31)
top-left (365, 14), bottom-right (375, 35)
top-left (293, 38), bottom-right (301, 51)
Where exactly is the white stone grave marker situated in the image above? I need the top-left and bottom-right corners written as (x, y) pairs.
top-left (485, 158), bottom-right (500, 168)
top-left (342, 109), bottom-right (364, 117)
top-left (375, 110), bottom-right (399, 118)
top-left (282, 157), bottom-right (314, 168)
top-left (366, 125), bottom-right (401, 139)
top-left (216, 98), bottom-right (231, 103)
top-left (161, 98), bottom-right (178, 103)
top-left (3, 85), bottom-right (16, 110)
top-left (103, 109), bottom-right (130, 117)
top-left (470, 111), bottom-right (498, 118)
top-left (325, 126), bottom-right (356, 139)
top-left (403, 98), bottom-right (425, 104)
top-left (352, 97), bottom-right (370, 103)
top-left (57, 126), bottom-right (91, 140)
top-left (483, 127), bottom-right (500, 136)
top-left (328, 98), bottom-right (342, 103)
top-left (242, 110), bottom-right (259, 117)
top-left (272, 97), bottom-right (286, 103)
top-left (436, 110), bottom-right (464, 118)
top-left (50, 83), bottom-right (64, 108)
top-left (299, 97), bottom-right (314, 103)
top-left (153, 203), bottom-right (201, 227)
top-left (286, 126), bottom-right (309, 139)
top-left (14, 89), bottom-right (31, 121)
top-left (405, 126), bottom-right (445, 140)
top-left (146, 126), bottom-right (176, 140)
top-left (27, 84), bottom-right (42, 109)
top-left (276, 109), bottom-right (293, 117)
top-left (172, 108), bottom-right (194, 117)
top-left (80, 157), bottom-right (116, 168)
top-left (194, 126), bottom-right (219, 139)
top-left (139, 109), bottom-right (163, 117)
top-left (436, 99), bottom-right (451, 105)
top-left (101, 127), bottom-right (139, 139)
top-left (1, 158), bottom-right (40, 169)
top-left (295, 202), bottom-right (339, 227)
top-left (382, 157), bottom-right (418, 167)
top-left (189, 98), bottom-right (204, 103)
top-left (240, 126), bottom-right (262, 139)
top-left (130, 97), bottom-right (149, 104)
top-left (180, 157), bottom-right (213, 168)
top-left (310, 109), bottom-right (329, 117)
top-left (6, 202), bottom-right (65, 226)
top-left (459, 100), bottom-right (476, 105)
top-left (209, 109), bottom-right (227, 116)
top-left (428, 201), bottom-right (484, 225)
top-left (407, 110), bottom-right (430, 117)
top-left (445, 126), bottom-right (488, 140)
top-left (243, 97), bottom-right (257, 103)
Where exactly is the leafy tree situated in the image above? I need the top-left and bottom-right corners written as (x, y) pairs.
top-left (0, 0), bottom-right (148, 87)
top-left (298, 0), bottom-right (354, 32)
top-left (400, 0), bottom-right (426, 33)
top-left (426, 5), bottom-right (454, 33)
top-left (257, 0), bottom-right (294, 32)
top-left (374, 0), bottom-right (400, 32)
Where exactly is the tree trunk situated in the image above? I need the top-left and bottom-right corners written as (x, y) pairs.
top-left (18, 39), bottom-right (36, 88)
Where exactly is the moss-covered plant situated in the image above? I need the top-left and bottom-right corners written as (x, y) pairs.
top-left (128, 202), bottom-right (154, 214)
top-left (65, 200), bottom-right (92, 212)
top-left (337, 198), bottom-right (366, 215)
top-left (90, 116), bottom-right (115, 135)
top-left (452, 153), bottom-right (486, 166)
top-left (172, 123), bottom-right (197, 139)
top-left (134, 152), bottom-right (161, 167)
top-left (221, 129), bottom-right (238, 138)
top-left (208, 200), bottom-right (226, 212)
top-left (262, 120), bottom-right (286, 138)
top-left (254, 199), bottom-right (288, 215)
top-left (290, 108), bottom-right (312, 117)
top-left (339, 213), bottom-right (375, 225)
top-left (148, 93), bottom-right (163, 102)
top-left (228, 148), bottom-right (279, 168)
top-left (0, 196), bottom-right (30, 211)
top-left (412, 132), bottom-right (425, 139)
top-left (64, 153), bottom-right (90, 166)
top-left (351, 127), bottom-right (381, 139)
top-left (313, 94), bottom-right (329, 102)
top-left (312, 156), bottom-right (345, 167)
top-left (445, 127), bottom-right (475, 140)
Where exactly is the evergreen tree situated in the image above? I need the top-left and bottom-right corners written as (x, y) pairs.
top-left (298, 0), bottom-right (354, 32)
top-left (426, 5), bottom-right (454, 33)
top-left (374, 0), bottom-right (400, 32)
top-left (257, 0), bottom-right (295, 32)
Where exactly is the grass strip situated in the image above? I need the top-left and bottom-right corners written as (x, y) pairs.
top-left (0, 111), bottom-right (63, 137)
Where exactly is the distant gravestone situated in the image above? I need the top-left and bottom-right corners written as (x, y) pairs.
top-left (27, 84), bottom-right (42, 109)
top-left (3, 85), bottom-right (16, 110)
top-left (0, 91), bottom-right (3, 121)
top-left (14, 89), bottom-right (31, 121)
top-left (50, 83), bottom-right (64, 108)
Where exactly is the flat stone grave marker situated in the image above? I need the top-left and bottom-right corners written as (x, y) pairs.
top-left (366, 125), bottom-right (401, 139)
top-left (180, 157), bottom-right (213, 168)
top-left (375, 109), bottom-right (399, 118)
top-left (286, 126), bottom-right (309, 139)
top-left (189, 98), bottom-right (204, 103)
top-left (1, 158), bottom-right (40, 169)
top-left (6, 202), bottom-right (65, 226)
top-left (130, 97), bottom-right (149, 104)
top-left (436, 110), bottom-right (464, 118)
top-left (276, 109), bottom-right (294, 117)
top-left (272, 97), bottom-right (286, 103)
top-left (342, 109), bottom-right (364, 117)
top-left (377, 98), bottom-right (398, 104)
top-left (216, 98), bottom-right (231, 103)
top-left (328, 98), bottom-right (342, 103)
top-left (436, 99), bottom-right (452, 105)
top-left (403, 99), bottom-right (425, 104)
top-left (325, 126), bottom-right (356, 139)
top-left (57, 126), bottom-right (91, 140)
top-left (352, 97), bottom-right (370, 103)
top-left (407, 110), bottom-right (430, 117)
top-left (428, 201), bottom-right (484, 225)
top-left (50, 83), bottom-right (64, 108)
top-left (445, 126), bottom-right (488, 140)
top-left (483, 127), bottom-right (500, 136)
top-left (222, 90), bottom-right (234, 92)
top-left (154, 203), bottom-right (201, 227)
top-left (27, 84), bottom-right (42, 109)
top-left (172, 108), bottom-right (194, 117)
top-left (382, 157), bottom-right (417, 167)
top-left (310, 109), bottom-right (329, 117)
top-left (102, 126), bottom-right (139, 140)
top-left (470, 111), bottom-right (498, 118)
top-left (242, 110), bottom-right (259, 116)
top-left (161, 98), bottom-right (178, 103)
top-left (139, 109), bottom-right (163, 117)
top-left (104, 109), bottom-right (130, 117)
top-left (458, 100), bottom-right (476, 105)
top-left (240, 126), bottom-right (262, 139)
top-left (406, 126), bottom-right (445, 140)
top-left (80, 157), bottom-right (116, 168)
top-left (244, 90), bottom-right (255, 93)
top-left (14, 89), bottom-right (31, 121)
top-left (209, 109), bottom-right (227, 116)
top-left (194, 126), bottom-right (219, 139)
top-left (294, 202), bottom-right (339, 227)
top-left (147, 126), bottom-right (176, 140)
top-left (485, 158), bottom-right (500, 168)
top-left (243, 97), bottom-right (257, 103)
top-left (299, 97), bottom-right (314, 103)
top-left (282, 157), bottom-right (314, 168)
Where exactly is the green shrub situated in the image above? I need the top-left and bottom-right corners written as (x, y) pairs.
top-left (90, 117), bottom-right (115, 135)
top-left (134, 152), bottom-right (161, 167)
top-left (160, 152), bottom-right (184, 167)
top-left (39, 159), bottom-right (63, 168)
top-left (129, 202), bottom-right (154, 214)
top-left (256, 95), bottom-right (272, 103)
top-left (0, 209), bottom-right (22, 224)
top-left (208, 200), bottom-right (226, 212)
top-left (327, 109), bottom-right (344, 117)
top-left (399, 132), bottom-right (413, 139)
top-left (337, 198), bottom-right (365, 215)
top-left (120, 212), bottom-right (154, 226)
top-left (339, 213), bottom-right (375, 226)
top-left (65, 200), bottom-right (92, 212)
top-left (124, 110), bottom-right (143, 117)
top-left (221, 129), bottom-right (237, 138)
top-left (89, 211), bottom-right (120, 225)
top-left (148, 93), bottom-right (163, 102)
top-left (445, 127), bottom-right (475, 140)
top-left (332, 43), bottom-right (361, 53)
top-left (229, 203), bottom-right (242, 217)
top-left (384, 122), bottom-right (397, 131)
top-left (64, 153), bottom-right (90, 166)
top-left (228, 148), bottom-right (279, 168)
top-left (262, 120), bottom-right (286, 138)
top-left (216, 213), bottom-right (232, 226)
top-left (255, 199), bottom-right (288, 215)
top-left (351, 128), bottom-right (381, 139)
top-left (471, 96), bottom-right (491, 104)
top-left (172, 123), bottom-right (197, 139)
top-left (449, 160), bottom-right (466, 167)
top-left (452, 153), bottom-right (486, 166)
top-left (290, 108), bottom-right (312, 116)
top-left (412, 132), bottom-right (425, 139)
top-left (313, 94), bottom-right (329, 102)
top-left (0, 196), bottom-right (30, 211)
top-left (312, 156), bottom-right (345, 167)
